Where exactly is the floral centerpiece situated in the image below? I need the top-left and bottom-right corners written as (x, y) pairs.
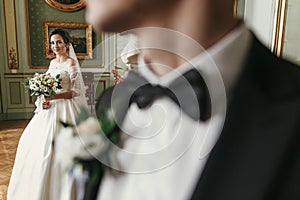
top-left (25, 72), bottom-right (62, 97)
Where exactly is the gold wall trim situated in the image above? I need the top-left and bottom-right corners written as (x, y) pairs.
top-left (271, 0), bottom-right (288, 57)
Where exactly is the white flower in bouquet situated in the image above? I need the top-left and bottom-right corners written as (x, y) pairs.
top-left (25, 72), bottom-right (62, 97)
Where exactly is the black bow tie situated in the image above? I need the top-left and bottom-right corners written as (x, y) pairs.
top-left (128, 69), bottom-right (211, 121)
top-left (97, 68), bottom-right (211, 125)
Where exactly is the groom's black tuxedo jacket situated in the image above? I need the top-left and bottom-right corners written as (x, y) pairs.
top-left (191, 34), bottom-right (300, 200)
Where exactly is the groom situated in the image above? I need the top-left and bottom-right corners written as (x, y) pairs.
top-left (85, 0), bottom-right (300, 199)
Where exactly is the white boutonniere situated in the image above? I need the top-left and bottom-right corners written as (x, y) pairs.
top-left (55, 107), bottom-right (120, 200)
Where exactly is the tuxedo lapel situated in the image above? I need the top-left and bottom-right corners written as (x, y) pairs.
top-left (191, 35), bottom-right (300, 200)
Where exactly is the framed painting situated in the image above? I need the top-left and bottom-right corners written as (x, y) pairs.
top-left (43, 21), bottom-right (93, 60)
top-left (44, 0), bottom-right (85, 12)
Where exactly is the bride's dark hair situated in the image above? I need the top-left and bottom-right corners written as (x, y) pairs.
top-left (49, 28), bottom-right (71, 44)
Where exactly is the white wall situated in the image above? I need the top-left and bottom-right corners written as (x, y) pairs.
top-left (243, 0), bottom-right (277, 48)
top-left (281, 0), bottom-right (300, 65)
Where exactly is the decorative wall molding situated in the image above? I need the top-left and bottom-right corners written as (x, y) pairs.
top-left (9, 82), bottom-right (21, 105)
top-left (8, 48), bottom-right (18, 69)
top-left (2, 71), bottom-right (111, 118)
top-left (3, 0), bottom-right (19, 70)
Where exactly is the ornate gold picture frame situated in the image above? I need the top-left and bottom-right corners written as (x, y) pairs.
top-left (44, 0), bottom-right (85, 12)
top-left (43, 21), bottom-right (93, 60)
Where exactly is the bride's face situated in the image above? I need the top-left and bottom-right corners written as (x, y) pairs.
top-left (50, 34), bottom-right (68, 56)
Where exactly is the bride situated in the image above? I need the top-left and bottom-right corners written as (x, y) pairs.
top-left (7, 29), bottom-right (88, 200)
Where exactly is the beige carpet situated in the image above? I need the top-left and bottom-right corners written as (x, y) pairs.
top-left (0, 120), bottom-right (29, 200)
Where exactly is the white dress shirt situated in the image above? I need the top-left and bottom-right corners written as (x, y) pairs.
top-left (97, 24), bottom-right (252, 200)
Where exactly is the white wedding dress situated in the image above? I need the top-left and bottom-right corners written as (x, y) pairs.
top-left (7, 60), bottom-right (88, 200)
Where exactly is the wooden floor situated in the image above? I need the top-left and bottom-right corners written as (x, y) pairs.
top-left (0, 120), bottom-right (29, 200)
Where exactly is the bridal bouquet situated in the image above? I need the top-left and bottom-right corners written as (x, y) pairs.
top-left (55, 108), bottom-right (120, 200)
top-left (25, 72), bottom-right (62, 97)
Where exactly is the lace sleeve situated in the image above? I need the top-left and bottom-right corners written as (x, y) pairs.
top-left (68, 62), bottom-right (88, 109)
top-left (69, 63), bottom-right (84, 95)
top-left (67, 44), bottom-right (88, 109)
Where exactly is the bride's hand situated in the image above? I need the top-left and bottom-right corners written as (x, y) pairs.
top-left (42, 101), bottom-right (51, 109)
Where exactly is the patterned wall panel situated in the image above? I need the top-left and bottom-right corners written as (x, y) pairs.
top-left (9, 82), bottom-right (21, 104)
top-left (4, 73), bottom-right (36, 111)
top-left (26, 0), bottom-right (101, 68)
top-left (94, 72), bottom-right (111, 102)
